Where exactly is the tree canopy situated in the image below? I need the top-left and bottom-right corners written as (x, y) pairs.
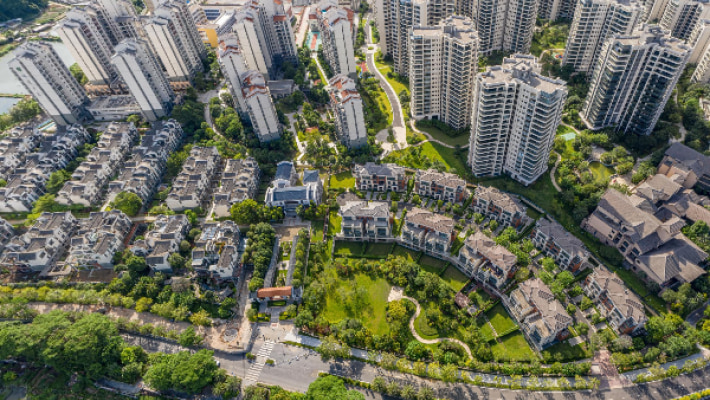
top-left (110, 191), bottom-right (143, 217)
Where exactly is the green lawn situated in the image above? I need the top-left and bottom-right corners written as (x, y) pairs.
top-left (334, 241), bottom-right (364, 256)
top-left (416, 124), bottom-right (470, 147)
top-left (414, 302), bottom-right (444, 340)
top-left (545, 341), bottom-right (593, 362)
top-left (486, 304), bottom-right (518, 335)
top-left (386, 142), bottom-right (469, 175)
top-left (491, 332), bottom-right (538, 362)
top-left (480, 323), bottom-right (495, 342)
top-left (375, 62), bottom-right (410, 97)
top-left (312, 219), bottom-right (325, 242)
top-left (328, 211), bottom-right (342, 237)
top-left (322, 273), bottom-right (392, 336)
top-left (392, 244), bottom-right (420, 261)
top-left (329, 171), bottom-right (356, 189)
top-left (419, 255), bottom-right (447, 270)
top-left (441, 265), bottom-right (469, 292)
top-left (590, 161), bottom-right (614, 183)
top-left (364, 242), bottom-right (392, 258)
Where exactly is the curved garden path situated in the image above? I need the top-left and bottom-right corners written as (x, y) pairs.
top-left (402, 295), bottom-right (474, 359)
top-left (408, 120), bottom-right (470, 150)
top-left (550, 153), bottom-right (562, 192)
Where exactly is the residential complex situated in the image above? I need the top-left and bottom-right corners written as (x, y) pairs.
top-left (530, 218), bottom-right (590, 273)
top-left (143, 0), bottom-right (206, 83)
top-left (240, 70), bottom-right (282, 142)
top-left (10, 42), bottom-right (91, 126)
top-left (65, 210), bottom-right (133, 270)
top-left (56, 122), bottom-right (138, 207)
top-left (691, 19), bottom-right (710, 82)
top-left (111, 39), bottom-right (175, 121)
top-left (327, 75), bottom-right (368, 148)
top-left (0, 212), bottom-right (77, 272)
top-left (469, 0), bottom-right (538, 55)
top-left (537, 0), bottom-right (578, 20)
top-left (472, 186), bottom-right (531, 229)
top-left (353, 163), bottom-right (407, 192)
top-left (233, 1), bottom-right (273, 76)
top-left (457, 231), bottom-right (517, 289)
top-left (133, 214), bottom-right (190, 272)
top-left (213, 157), bottom-right (261, 218)
top-left (166, 146), bottom-right (221, 212)
top-left (657, 143), bottom-right (710, 192)
top-left (581, 25), bottom-right (690, 136)
top-left (192, 220), bottom-right (241, 280)
top-left (339, 201), bottom-right (392, 240)
top-left (659, 0), bottom-right (710, 40)
top-left (468, 55), bottom-right (567, 185)
top-left (582, 187), bottom-right (707, 288)
top-left (400, 207), bottom-right (455, 256)
top-left (265, 162), bottom-right (323, 215)
top-left (218, 34), bottom-right (250, 112)
top-left (563, 0), bottom-right (643, 74)
top-left (414, 169), bottom-right (469, 204)
top-left (409, 16), bottom-right (479, 130)
top-left (509, 278), bottom-right (573, 350)
top-left (317, 1), bottom-right (357, 76)
top-left (582, 267), bottom-right (647, 335)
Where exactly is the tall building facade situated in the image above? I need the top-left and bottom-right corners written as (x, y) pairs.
top-left (328, 74), bottom-right (368, 148)
top-left (143, 0), bottom-right (206, 82)
top-left (563, 0), bottom-right (643, 74)
top-left (233, 4), bottom-right (272, 76)
top-left (409, 15), bottom-right (479, 130)
top-left (660, 0), bottom-right (710, 39)
top-left (10, 42), bottom-right (91, 125)
top-left (690, 19), bottom-right (710, 82)
top-left (56, 7), bottom-right (119, 89)
top-left (581, 25), bottom-right (690, 136)
top-left (259, 0), bottom-right (298, 63)
top-left (319, 4), bottom-right (357, 76)
top-left (537, 0), bottom-right (577, 20)
top-left (218, 34), bottom-right (250, 112)
top-left (94, 0), bottom-right (141, 44)
top-left (240, 71), bottom-right (281, 142)
top-left (111, 39), bottom-right (175, 121)
top-left (378, 0), bottom-right (456, 75)
top-left (468, 0), bottom-right (538, 55)
top-left (468, 55), bottom-right (567, 185)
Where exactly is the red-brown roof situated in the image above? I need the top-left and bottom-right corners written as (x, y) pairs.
top-left (257, 286), bottom-right (292, 298)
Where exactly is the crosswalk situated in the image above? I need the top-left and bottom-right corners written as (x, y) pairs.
top-left (243, 340), bottom-right (275, 386)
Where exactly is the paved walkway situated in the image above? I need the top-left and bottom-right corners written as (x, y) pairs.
top-left (244, 340), bottom-right (275, 386)
top-left (364, 45), bottom-right (406, 149)
top-left (550, 153), bottom-right (562, 192)
top-left (402, 295), bottom-right (474, 359)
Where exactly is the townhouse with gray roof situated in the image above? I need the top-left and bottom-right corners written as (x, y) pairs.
top-left (472, 186), bottom-right (531, 230)
top-left (265, 162), bottom-right (322, 216)
top-left (531, 218), bottom-right (590, 273)
top-left (0, 217), bottom-right (14, 251)
top-left (213, 157), bottom-right (260, 218)
top-left (657, 142), bottom-right (710, 193)
top-left (106, 119), bottom-right (183, 206)
top-left (508, 277), bottom-right (573, 350)
top-left (339, 201), bottom-right (391, 241)
top-left (415, 169), bottom-right (469, 204)
top-left (353, 162), bottom-right (407, 192)
top-left (56, 122), bottom-right (137, 207)
top-left (132, 214), bottom-right (189, 272)
top-left (166, 146), bottom-right (221, 212)
top-left (0, 212), bottom-right (77, 272)
top-left (400, 207), bottom-right (455, 256)
top-left (0, 125), bottom-right (90, 213)
top-left (457, 231), bottom-right (517, 289)
top-left (0, 125), bottom-right (43, 179)
top-left (583, 188), bottom-right (707, 288)
top-left (582, 267), bottom-right (647, 335)
top-left (192, 220), bottom-right (240, 280)
top-left (65, 210), bottom-right (133, 270)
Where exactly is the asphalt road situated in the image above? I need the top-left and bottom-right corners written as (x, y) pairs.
top-left (123, 334), bottom-right (710, 399)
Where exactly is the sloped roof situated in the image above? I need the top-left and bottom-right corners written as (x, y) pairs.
top-left (405, 207), bottom-right (455, 234)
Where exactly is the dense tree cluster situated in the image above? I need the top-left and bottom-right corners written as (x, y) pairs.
top-left (0, 98), bottom-right (42, 133)
top-left (230, 199), bottom-right (284, 225)
top-left (0, 0), bottom-right (48, 22)
top-left (110, 191), bottom-right (143, 217)
top-left (244, 223), bottom-right (277, 291)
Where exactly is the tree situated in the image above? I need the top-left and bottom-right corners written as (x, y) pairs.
top-left (646, 313), bottom-right (684, 343)
top-left (168, 253), bottom-right (186, 270)
top-left (110, 191), bottom-right (143, 217)
top-left (135, 297), bottom-right (153, 312)
top-left (212, 375), bottom-right (242, 398)
top-left (125, 255), bottom-right (148, 274)
top-left (305, 375), bottom-right (365, 400)
top-left (45, 170), bottom-right (71, 195)
top-left (189, 310), bottom-right (212, 326)
top-left (144, 350), bottom-right (219, 394)
top-left (69, 63), bottom-right (89, 85)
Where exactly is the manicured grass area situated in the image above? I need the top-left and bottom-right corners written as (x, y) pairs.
top-left (429, 142), bottom-right (469, 175)
top-left (329, 171), bottom-right (356, 189)
top-left (480, 323), bottom-right (495, 342)
top-left (322, 273), bottom-right (392, 336)
top-left (491, 332), bottom-right (538, 362)
top-left (311, 219), bottom-right (325, 242)
top-left (545, 341), bottom-right (593, 362)
top-left (416, 124), bottom-right (470, 147)
top-left (590, 161), bottom-right (614, 183)
top-left (441, 265), bottom-right (469, 292)
top-left (384, 142), bottom-right (468, 175)
top-left (364, 242), bottom-right (392, 258)
top-left (414, 310), bottom-right (440, 340)
top-left (486, 304), bottom-right (518, 336)
top-left (556, 124), bottom-right (576, 136)
top-left (327, 211), bottom-right (341, 237)
top-left (392, 244), bottom-right (420, 261)
top-left (375, 62), bottom-right (410, 97)
top-left (334, 240), bottom-right (364, 256)
top-left (419, 255), bottom-right (447, 270)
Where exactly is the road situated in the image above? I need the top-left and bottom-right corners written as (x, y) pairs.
top-left (123, 332), bottom-right (710, 400)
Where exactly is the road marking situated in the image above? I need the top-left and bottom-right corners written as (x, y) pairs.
top-left (243, 340), bottom-right (276, 386)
